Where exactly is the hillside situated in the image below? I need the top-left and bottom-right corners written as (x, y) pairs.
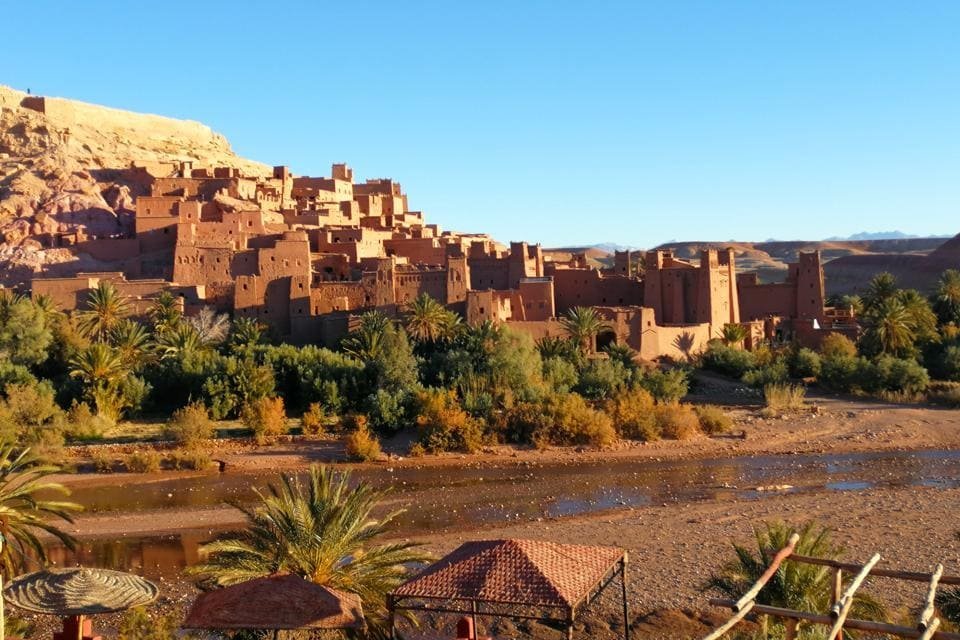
top-left (0, 85), bottom-right (267, 282)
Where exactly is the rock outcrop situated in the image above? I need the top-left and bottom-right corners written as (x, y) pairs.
top-left (0, 85), bottom-right (267, 282)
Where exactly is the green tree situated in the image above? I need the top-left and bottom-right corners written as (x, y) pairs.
top-left (0, 446), bottom-right (81, 577)
top-left (708, 521), bottom-right (885, 637)
top-left (77, 281), bottom-right (131, 342)
top-left (341, 311), bottom-right (392, 360)
top-left (862, 272), bottom-right (898, 314)
top-left (154, 323), bottom-right (208, 360)
top-left (863, 297), bottom-right (917, 356)
top-left (933, 269), bottom-right (960, 327)
top-left (147, 291), bottom-right (182, 335)
top-left (560, 306), bottom-right (611, 355)
top-left (227, 317), bottom-right (267, 355)
top-left (188, 465), bottom-right (430, 637)
top-left (0, 292), bottom-right (54, 367)
top-left (403, 293), bottom-right (460, 343)
top-left (111, 320), bottom-right (153, 370)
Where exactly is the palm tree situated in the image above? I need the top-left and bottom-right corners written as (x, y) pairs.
top-left (604, 343), bottom-right (637, 368)
top-left (897, 289), bottom-right (938, 343)
top-left (866, 297), bottom-right (917, 355)
top-left (560, 306), bottom-right (611, 355)
top-left (110, 319), bottom-right (153, 370)
top-left (228, 316), bottom-right (267, 354)
top-left (721, 323), bottom-right (750, 347)
top-left (708, 521), bottom-right (885, 637)
top-left (341, 311), bottom-right (392, 360)
top-left (154, 323), bottom-right (208, 360)
top-left (404, 294), bottom-right (459, 343)
top-left (862, 272), bottom-right (898, 314)
top-left (0, 446), bottom-right (81, 577)
top-left (933, 269), bottom-right (960, 327)
top-left (77, 281), bottom-right (131, 341)
top-left (187, 307), bottom-right (231, 345)
top-left (536, 336), bottom-right (580, 362)
top-left (188, 465), bottom-right (430, 637)
top-left (148, 291), bottom-right (182, 335)
top-left (69, 342), bottom-right (128, 388)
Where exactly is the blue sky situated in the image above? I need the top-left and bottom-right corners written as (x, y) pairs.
top-left (3, 1), bottom-right (958, 247)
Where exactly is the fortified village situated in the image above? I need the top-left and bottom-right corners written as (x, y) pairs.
top-left (4, 90), bottom-right (858, 358)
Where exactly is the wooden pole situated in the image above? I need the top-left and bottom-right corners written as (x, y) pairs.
top-left (734, 533), bottom-right (800, 612)
top-left (920, 564), bottom-right (944, 630)
top-left (832, 568), bottom-right (843, 640)
top-left (621, 558), bottom-right (630, 640)
top-left (787, 554), bottom-right (960, 585)
top-left (828, 553), bottom-right (882, 640)
top-left (701, 601), bottom-right (755, 640)
top-left (471, 600), bottom-right (478, 640)
top-left (387, 595), bottom-right (396, 640)
top-left (918, 618), bottom-right (941, 640)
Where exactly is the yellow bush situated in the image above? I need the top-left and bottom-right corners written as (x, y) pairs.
top-left (763, 383), bottom-right (806, 414)
top-left (163, 402), bottom-right (213, 449)
top-left (125, 449), bottom-right (162, 473)
top-left (820, 333), bottom-right (858, 359)
top-left (654, 403), bottom-right (701, 440)
top-left (415, 389), bottom-right (484, 453)
top-left (604, 388), bottom-right (659, 441)
top-left (300, 402), bottom-right (327, 437)
top-left (693, 404), bottom-right (733, 435)
top-left (345, 421), bottom-right (381, 461)
top-left (242, 397), bottom-right (287, 445)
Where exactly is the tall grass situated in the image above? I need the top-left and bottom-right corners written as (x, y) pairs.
top-left (762, 383), bottom-right (806, 416)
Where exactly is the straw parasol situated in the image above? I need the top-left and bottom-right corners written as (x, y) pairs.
top-left (4, 567), bottom-right (159, 640)
top-left (3, 568), bottom-right (158, 616)
top-left (183, 574), bottom-right (364, 632)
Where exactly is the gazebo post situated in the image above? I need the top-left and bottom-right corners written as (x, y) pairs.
top-left (387, 595), bottom-right (396, 640)
top-left (471, 600), bottom-right (478, 638)
top-left (621, 555), bottom-right (630, 640)
top-left (566, 606), bottom-right (575, 640)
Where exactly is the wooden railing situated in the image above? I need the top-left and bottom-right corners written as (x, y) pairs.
top-left (702, 537), bottom-right (960, 640)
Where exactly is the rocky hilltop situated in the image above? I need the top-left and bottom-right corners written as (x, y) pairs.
top-left (0, 85), bottom-right (267, 281)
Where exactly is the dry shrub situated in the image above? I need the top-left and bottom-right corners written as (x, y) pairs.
top-left (763, 383), bottom-right (806, 415)
top-left (125, 449), bottom-right (162, 473)
top-left (408, 442), bottom-right (426, 457)
top-left (654, 403), bottom-right (701, 440)
top-left (693, 404), bottom-right (733, 435)
top-left (163, 402), bottom-right (213, 449)
top-left (242, 397), bottom-right (287, 445)
top-left (300, 402), bottom-right (327, 437)
top-left (92, 451), bottom-right (116, 473)
top-left (604, 388), bottom-right (658, 441)
top-left (415, 389), bottom-right (484, 453)
top-left (344, 417), bottom-right (381, 461)
top-left (929, 381), bottom-right (960, 408)
top-left (170, 448), bottom-right (212, 470)
top-left (820, 333), bottom-right (858, 359)
top-left (507, 393), bottom-right (616, 449)
top-left (66, 402), bottom-right (110, 442)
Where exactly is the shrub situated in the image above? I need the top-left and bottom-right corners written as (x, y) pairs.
top-left (0, 382), bottom-right (66, 446)
top-left (365, 388), bottom-right (412, 433)
top-left (65, 402), bottom-right (110, 442)
top-left (929, 381), bottom-right (960, 407)
top-left (506, 393), bottom-right (616, 448)
top-left (604, 388), bottom-right (658, 441)
top-left (92, 451), bottom-right (116, 473)
top-left (575, 358), bottom-right (629, 400)
top-left (929, 344), bottom-right (960, 382)
top-left (344, 419), bottom-right (382, 461)
top-left (300, 402), bottom-right (327, 437)
top-left (125, 449), bottom-right (162, 473)
top-left (703, 343), bottom-right (756, 378)
top-left (763, 383), bottom-right (806, 414)
top-left (170, 448), bottom-right (212, 470)
top-left (542, 356), bottom-right (578, 394)
top-left (408, 442), bottom-right (427, 457)
top-left (118, 606), bottom-right (178, 640)
top-left (694, 404), bottom-right (732, 435)
top-left (163, 402), bottom-right (214, 449)
top-left (790, 348), bottom-right (822, 378)
top-left (242, 396), bottom-right (287, 445)
top-left (820, 333), bottom-right (858, 359)
top-left (873, 356), bottom-right (930, 395)
top-left (639, 368), bottom-right (689, 403)
top-left (818, 355), bottom-right (863, 393)
top-left (741, 360), bottom-right (789, 387)
top-left (653, 403), bottom-right (701, 440)
top-left (415, 389), bottom-right (484, 453)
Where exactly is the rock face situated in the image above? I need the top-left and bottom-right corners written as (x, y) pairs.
top-left (0, 85), bottom-right (267, 283)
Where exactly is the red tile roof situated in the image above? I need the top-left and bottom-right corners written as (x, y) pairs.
top-left (391, 539), bottom-right (624, 610)
top-left (183, 574), bottom-right (364, 630)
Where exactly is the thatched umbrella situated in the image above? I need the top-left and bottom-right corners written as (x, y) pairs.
top-left (183, 574), bottom-right (364, 635)
top-left (3, 567), bottom-right (159, 640)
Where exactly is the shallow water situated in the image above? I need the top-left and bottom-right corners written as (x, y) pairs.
top-left (49, 449), bottom-right (960, 580)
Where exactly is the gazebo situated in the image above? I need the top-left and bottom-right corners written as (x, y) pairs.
top-left (3, 568), bottom-right (159, 640)
top-left (388, 539), bottom-right (630, 640)
top-left (183, 574), bottom-right (365, 636)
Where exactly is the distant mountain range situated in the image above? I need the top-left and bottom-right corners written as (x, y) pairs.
top-left (824, 231), bottom-right (951, 241)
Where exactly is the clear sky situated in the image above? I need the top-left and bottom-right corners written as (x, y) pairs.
top-left (3, 1), bottom-right (958, 247)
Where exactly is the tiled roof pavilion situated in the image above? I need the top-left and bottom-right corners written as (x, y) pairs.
top-left (389, 539), bottom-right (630, 639)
